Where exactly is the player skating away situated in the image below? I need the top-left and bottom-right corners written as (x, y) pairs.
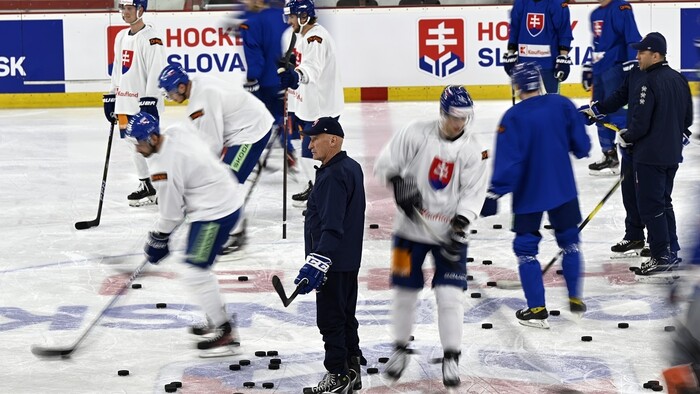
top-left (481, 62), bottom-right (591, 329)
top-left (158, 65), bottom-right (274, 255)
top-left (374, 86), bottom-right (489, 388)
top-left (125, 113), bottom-right (243, 357)
top-left (103, 0), bottom-right (166, 206)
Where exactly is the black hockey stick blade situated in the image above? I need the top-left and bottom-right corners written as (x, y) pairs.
top-left (271, 275), bottom-right (307, 307)
top-left (30, 345), bottom-right (75, 358)
top-left (74, 219), bottom-right (99, 230)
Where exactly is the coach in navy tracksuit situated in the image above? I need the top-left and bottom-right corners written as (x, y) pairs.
top-left (616, 33), bottom-right (693, 276)
top-left (294, 117), bottom-right (366, 391)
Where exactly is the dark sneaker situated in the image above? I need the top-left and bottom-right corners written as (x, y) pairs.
top-left (349, 356), bottom-right (362, 390)
top-left (516, 306), bottom-right (550, 329)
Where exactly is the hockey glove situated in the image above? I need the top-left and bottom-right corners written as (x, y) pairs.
top-left (139, 97), bottom-right (159, 120)
top-left (244, 79), bottom-right (260, 95)
top-left (440, 215), bottom-right (470, 263)
top-left (390, 176), bottom-right (422, 220)
top-left (581, 63), bottom-right (593, 91)
top-left (502, 52), bottom-right (518, 76)
top-left (480, 191), bottom-right (501, 217)
top-left (578, 101), bottom-right (605, 126)
top-left (622, 59), bottom-right (638, 73)
top-left (145, 231), bottom-right (170, 264)
top-left (295, 253), bottom-right (332, 294)
top-left (278, 66), bottom-right (300, 90)
top-left (683, 129), bottom-right (692, 147)
top-left (103, 94), bottom-right (116, 125)
top-left (554, 55), bottom-right (572, 81)
top-left (616, 129), bottom-right (633, 148)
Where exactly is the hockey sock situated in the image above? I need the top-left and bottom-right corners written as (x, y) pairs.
top-left (392, 287), bottom-right (419, 344)
top-left (435, 285), bottom-right (464, 351)
top-left (561, 244), bottom-right (582, 298)
top-left (132, 147), bottom-right (150, 179)
top-left (298, 157), bottom-right (319, 185)
top-left (518, 256), bottom-right (546, 308)
top-left (184, 265), bottom-right (229, 327)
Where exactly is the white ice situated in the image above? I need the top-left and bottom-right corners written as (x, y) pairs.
top-left (0, 99), bottom-right (699, 393)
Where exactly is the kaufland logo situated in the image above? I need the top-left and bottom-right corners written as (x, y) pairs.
top-left (418, 18), bottom-right (465, 79)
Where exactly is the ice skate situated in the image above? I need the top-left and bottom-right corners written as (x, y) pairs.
top-left (588, 149), bottom-right (619, 176)
top-left (197, 321), bottom-right (240, 358)
top-left (635, 255), bottom-right (680, 284)
top-left (127, 178), bottom-right (157, 207)
top-left (383, 343), bottom-right (411, 380)
top-left (349, 356), bottom-right (362, 391)
top-left (516, 306), bottom-right (550, 329)
top-left (610, 239), bottom-right (644, 259)
top-left (302, 372), bottom-right (351, 394)
top-left (220, 229), bottom-right (246, 256)
top-left (442, 350), bottom-right (461, 388)
top-left (292, 180), bottom-right (312, 207)
top-left (569, 297), bottom-right (587, 316)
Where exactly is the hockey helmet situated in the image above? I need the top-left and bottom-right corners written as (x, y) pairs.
top-left (126, 113), bottom-right (160, 142)
top-left (119, 0), bottom-right (148, 10)
top-left (158, 64), bottom-right (190, 95)
top-left (511, 62), bottom-right (542, 93)
top-left (440, 85), bottom-right (474, 121)
top-left (284, 0), bottom-right (315, 20)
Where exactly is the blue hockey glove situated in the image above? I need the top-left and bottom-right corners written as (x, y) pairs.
top-left (390, 176), bottom-right (422, 220)
top-left (295, 253), bottom-right (332, 294)
top-left (581, 63), bottom-right (593, 91)
top-left (554, 55), bottom-right (572, 81)
top-left (480, 191), bottom-right (501, 217)
top-left (440, 215), bottom-right (470, 263)
top-left (616, 129), bottom-right (632, 148)
top-left (103, 94), bottom-right (116, 125)
top-left (622, 59), bottom-right (638, 72)
top-left (578, 101), bottom-right (605, 126)
top-left (145, 231), bottom-right (170, 264)
top-left (502, 52), bottom-right (518, 76)
top-left (139, 97), bottom-right (159, 120)
top-left (278, 66), bottom-right (300, 90)
top-left (244, 79), bottom-right (260, 95)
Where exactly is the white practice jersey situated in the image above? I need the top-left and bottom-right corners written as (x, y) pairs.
top-left (374, 119), bottom-right (489, 244)
top-left (146, 122), bottom-right (244, 234)
top-left (186, 75), bottom-right (274, 157)
top-left (110, 24), bottom-right (166, 116)
top-left (291, 24), bottom-right (343, 122)
top-left (282, 27), bottom-right (298, 114)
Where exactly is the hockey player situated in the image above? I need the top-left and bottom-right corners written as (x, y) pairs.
top-left (481, 62), bottom-right (591, 329)
top-left (582, 0), bottom-right (641, 176)
top-left (125, 113), bottom-right (243, 357)
top-left (278, 0), bottom-right (344, 204)
top-left (158, 64), bottom-right (274, 254)
top-left (293, 117), bottom-right (365, 394)
top-left (374, 85), bottom-right (489, 388)
top-left (503, 0), bottom-right (573, 93)
top-left (103, 0), bottom-right (166, 206)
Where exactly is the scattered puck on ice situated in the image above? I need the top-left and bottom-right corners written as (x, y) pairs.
top-left (581, 336), bottom-right (593, 342)
top-left (302, 210), bottom-right (306, 217)
top-left (651, 385), bottom-right (663, 392)
top-left (117, 370), bottom-right (129, 376)
top-left (486, 281), bottom-right (497, 287)
top-left (643, 382), bottom-right (653, 389)
top-left (239, 359), bottom-right (251, 366)
top-left (164, 383), bottom-right (177, 393)
top-left (243, 382), bottom-right (255, 388)
top-left (367, 367), bottom-right (379, 374)
top-left (156, 303), bottom-right (167, 309)
top-left (544, 224), bottom-right (553, 230)
top-left (665, 325), bottom-right (676, 332)
top-left (482, 260), bottom-right (492, 265)
top-left (268, 363), bottom-right (280, 370)
top-left (369, 224), bottom-right (379, 229)
top-left (262, 382), bottom-right (275, 389)
top-left (493, 224), bottom-right (502, 229)
top-left (229, 364), bottom-right (241, 371)
top-left (481, 323), bottom-right (493, 329)
top-left (646, 380), bottom-right (660, 386)
top-left (270, 358), bottom-right (281, 364)
top-left (429, 357), bottom-right (443, 364)
top-left (556, 269), bottom-right (563, 275)
top-left (470, 229), bottom-right (478, 234)
top-left (467, 275), bottom-right (474, 281)
top-left (467, 257), bottom-right (474, 262)
top-left (255, 351), bottom-right (267, 357)
top-left (131, 283), bottom-right (142, 289)
top-left (238, 276), bottom-right (248, 281)
top-left (410, 335), bottom-right (415, 341)
top-left (550, 310), bottom-right (560, 316)
top-left (267, 350), bottom-right (278, 356)
top-left (170, 381), bottom-right (182, 388)
top-left (628, 266), bottom-right (639, 272)
top-left (378, 357), bottom-right (389, 363)
top-left (470, 292), bottom-right (481, 298)
top-left (618, 322), bottom-right (629, 329)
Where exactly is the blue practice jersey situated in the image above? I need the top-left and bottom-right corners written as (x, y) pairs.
top-left (490, 94), bottom-right (590, 214)
top-left (508, 0), bottom-right (573, 71)
top-left (239, 7), bottom-right (288, 88)
top-left (589, 0), bottom-right (641, 75)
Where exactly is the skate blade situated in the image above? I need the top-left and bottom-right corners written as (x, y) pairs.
top-left (589, 168), bottom-right (620, 176)
top-left (517, 319), bottom-right (550, 329)
top-left (198, 344), bottom-right (240, 358)
top-left (610, 251), bottom-right (642, 259)
top-left (635, 273), bottom-right (679, 284)
top-left (292, 200), bottom-right (308, 208)
top-left (128, 196), bottom-right (157, 207)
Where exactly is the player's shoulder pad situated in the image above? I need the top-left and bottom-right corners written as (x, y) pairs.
top-left (481, 150), bottom-right (489, 160)
top-left (151, 172), bottom-right (168, 182)
top-left (307, 35), bottom-right (323, 44)
top-left (149, 38), bottom-right (163, 46)
top-left (189, 109), bottom-right (205, 120)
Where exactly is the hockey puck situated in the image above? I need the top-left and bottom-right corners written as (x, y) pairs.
top-left (270, 358), bottom-right (281, 364)
top-left (556, 269), bottom-right (563, 275)
top-left (156, 303), bottom-right (167, 309)
top-left (239, 359), bottom-right (251, 366)
top-left (482, 260), bottom-right (492, 265)
top-left (581, 336), bottom-right (592, 342)
top-left (262, 382), bottom-right (275, 389)
top-left (378, 357), bottom-right (389, 363)
top-left (470, 229), bottom-right (478, 234)
top-left (164, 383), bottom-right (177, 393)
top-left (493, 224), bottom-right (502, 229)
top-left (467, 275), bottom-right (474, 281)
top-left (628, 266), bottom-right (639, 272)
top-left (302, 210), bottom-right (306, 217)
top-left (481, 323), bottom-right (493, 329)
top-left (267, 350), bottom-right (278, 356)
top-left (618, 322), bottom-right (629, 329)
top-left (643, 382), bottom-right (652, 389)
top-left (544, 224), bottom-right (553, 230)
top-left (255, 351), bottom-right (267, 357)
top-left (470, 292), bottom-right (481, 298)
top-left (486, 281), bottom-right (497, 287)
top-left (646, 380), bottom-right (660, 385)
top-left (367, 367), bottom-right (379, 374)
top-left (243, 382), bottom-right (255, 388)
top-left (229, 364), bottom-right (241, 371)
top-left (429, 357), bottom-right (443, 364)
top-left (170, 381), bottom-right (182, 388)
top-left (409, 335), bottom-right (415, 341)
top-left (550, 310), bottom-right (560, 316)
top-left (467, 257), bottom-right (474, 262)
top-left (369, 224), bottom-right (379, 229)
top-left (131, 283), bottom-right (142, 289)
top-left (237, 276), bottom-right (248, 281)
top-left (117, 370), bottom-right (129, 376)
top-left (664, 325), bottom-right (676, 332)
top-left (651, 385), bottom-right (663, 392)
top-left (268, 363), bottom-right (280, 370)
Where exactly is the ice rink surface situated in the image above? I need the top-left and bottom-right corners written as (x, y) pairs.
top-left (1, 98), bottom-right (699, 393)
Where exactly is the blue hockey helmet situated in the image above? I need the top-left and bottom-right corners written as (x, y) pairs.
top-left (284, 0), bottom-right (315, 20)
top-left (158, 64), bottom-right (189, 94)
top-left (511, 62), bottom-right (542, 93)
top-left (440, 85), bottom-right (474, 120)
top-left (119, 0), bottom-right (148, 11)
top-left (126, 113), bottom-right (159, 142)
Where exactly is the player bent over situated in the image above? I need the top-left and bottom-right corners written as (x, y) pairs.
top-left (374, 85), bottom-right (489, 388)
top-left (481, 62), bottom-right (591, 329)
top-left (125, 113), bottom-right (244, 357)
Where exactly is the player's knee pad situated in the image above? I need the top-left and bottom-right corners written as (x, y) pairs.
top-left (513, 232), bottom-right (542, 258)
top-left (555, 226), bottom-right (579, 251)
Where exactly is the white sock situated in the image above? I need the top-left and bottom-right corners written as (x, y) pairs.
top-left (183, 265), bottom-right (228, 327)
top-left (131, 148), bottom-right (150, 179)
top-left (435, 285), bottom-right (465, 351)
top-left (298, 157), bottom-right (319, 185)
top-left (392, 287), bottom-right (420, 345)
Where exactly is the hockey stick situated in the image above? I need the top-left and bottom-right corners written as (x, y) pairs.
top-left (280, 31), bottom-right (297, 239)
top-left (75, 122), bottom-right (115, 230)
top-left (271, 275), bottom-right (307, 307)
top-left (30, 259), bottom-right (149, 358)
